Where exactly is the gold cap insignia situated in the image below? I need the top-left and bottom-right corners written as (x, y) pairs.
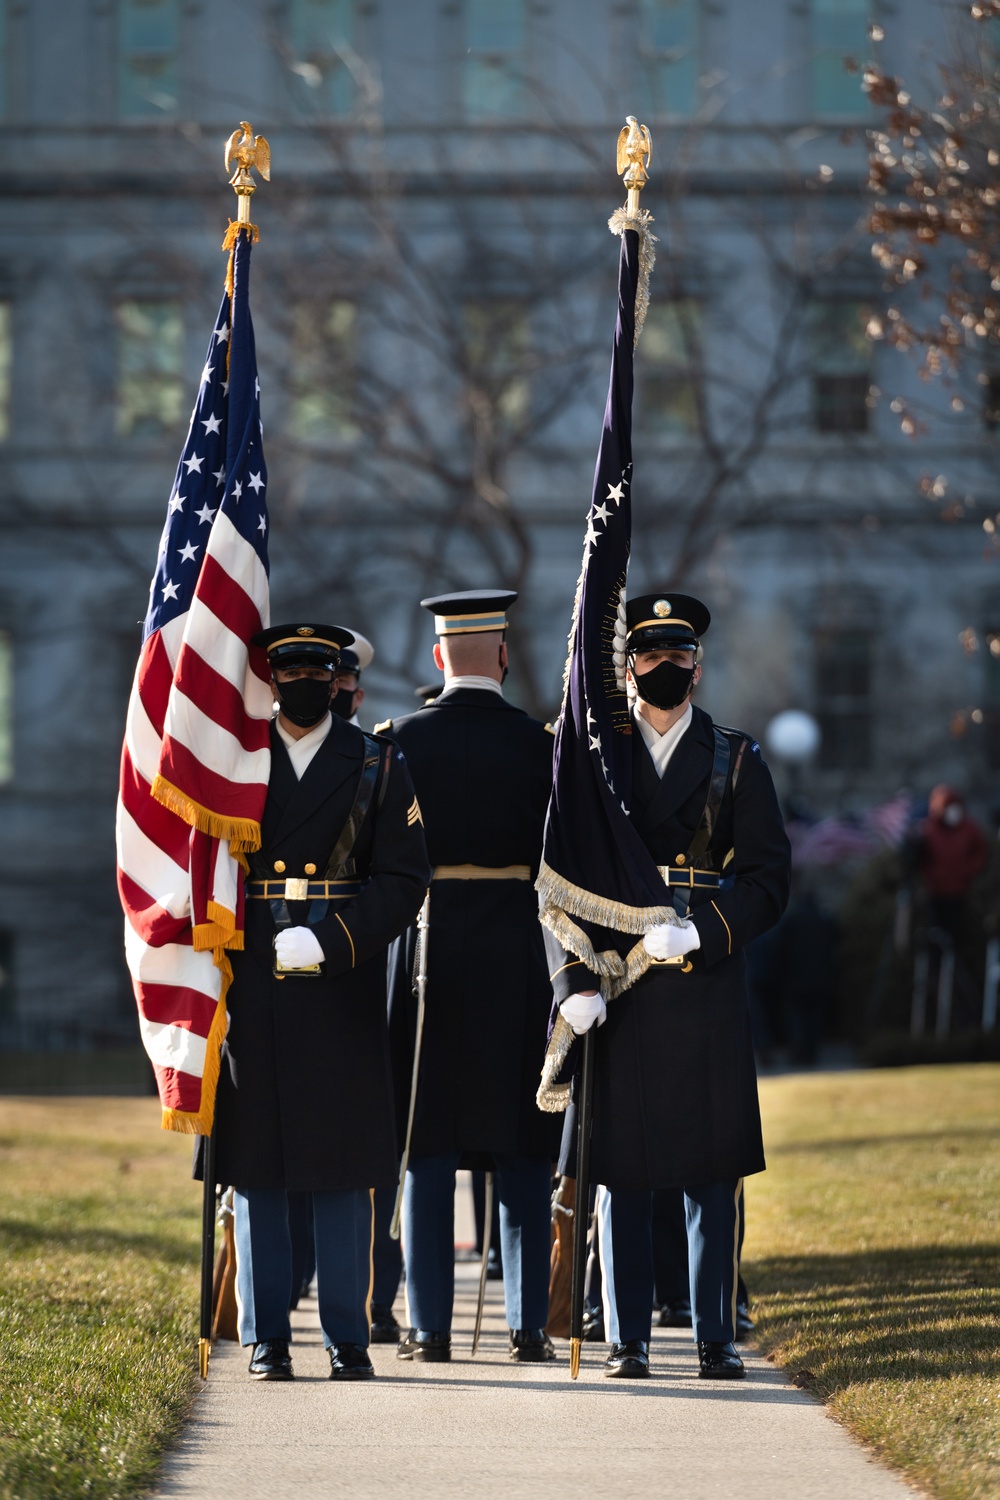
top-left (653, 599), bottom-right (671, 617)
top-left (296, 626), bottom-right (315, 636)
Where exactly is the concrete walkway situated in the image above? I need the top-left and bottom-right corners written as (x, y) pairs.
top-left (155, 1262), bottom-right (920, 1500)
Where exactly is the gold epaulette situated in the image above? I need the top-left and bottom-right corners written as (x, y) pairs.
top-left (373, 718), bottom-right (393, 734)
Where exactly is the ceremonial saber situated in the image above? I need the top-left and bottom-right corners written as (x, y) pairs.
top-left (569, 1028), bottom-right (596, 1380)
top-left (390, 890), bottom-right (431, 1240)
top-left (471, 1171), bottom-right (494, 1356)
top-left (198, 1127), bottom-right (218, 1379)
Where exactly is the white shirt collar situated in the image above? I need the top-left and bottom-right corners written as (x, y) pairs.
top-left (438, 674), bottom-right (504, 698)
top-left (633, 701), bottom-right (693, 780)
top-left (274, 711), bottom-right (332, 779)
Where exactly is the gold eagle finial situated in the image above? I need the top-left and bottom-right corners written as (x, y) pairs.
top-left (224, 121), bottom-right (271, 185)
top-left (616, 115), bottom-right (651, 215)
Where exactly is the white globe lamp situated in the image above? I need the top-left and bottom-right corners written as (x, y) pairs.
top-left (765, 710), bottom-right (821, 766)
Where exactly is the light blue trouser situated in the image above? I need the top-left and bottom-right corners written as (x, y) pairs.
top-left (598, 1179), bottom-right (742, 1344)
top-left (233, 1186), bottom-right (373, 1349)
top-left (402, 1152), bottom-right (552, 1332)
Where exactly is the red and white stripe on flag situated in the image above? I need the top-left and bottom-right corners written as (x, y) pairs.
top-left (117, 229), bottom-right (272, 1134)
top-left (117, 535), bottom-right (271, 1131)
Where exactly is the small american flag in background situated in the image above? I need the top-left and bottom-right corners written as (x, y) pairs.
top-left (116, 230), bottom-right (272, 1134)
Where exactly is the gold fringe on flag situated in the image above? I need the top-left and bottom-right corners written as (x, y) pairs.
top-left (222, 219), bottom-right (260, 302)
top-left (607, 207), bottom-right (657, 347)
top-left (536, 857), bottom-right (676, 937)
top-left (536, 1012), bottom-right (576, 1114)
top-left (150, 774), bottom-right (261, 854)
top-left (161, 951), bottom-right (233, 1135)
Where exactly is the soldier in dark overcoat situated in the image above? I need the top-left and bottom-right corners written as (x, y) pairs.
top-left (547, 593), bottom-right (789, 1381)
top-left (211, 622), bottom-right (429, 1382)
top-left (380, 590), bottom-right (562, 1363)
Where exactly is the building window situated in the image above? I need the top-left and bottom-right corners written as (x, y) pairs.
top-left (0, 928), bottom-right (13, 1021)
top-left (119, 0), bottom-right (180, 118)
top-left (463, 0), bottom-right (525, 121)
top-left (0, 302), bottom-right (10, 442)
top-left (0, 3), bottom-right (7, 121)
top-left (637, 0), bottom-right (700, 118)
top-left (982, 370), bottom-right (1000, 431)
top-left (0, 630), bottom-right (12, 784)
top-left (116, 300), bottom-right (184, 440)
top-left (983, 629), bottom-right (1000, 770)
top-left (637, 299), bottom-right (700, 437)
top-left (288, 0), bottom-right (355, 116)
top-left (462, 299), bottom-right (531, 430)
top-left (811, 0), bottom-right (870, 118)
top-left (815, 628), bottom-right (873, 770)
top-left (810, 300), bottom-right (872, 433)
top-left (291, 299), bottom-right (358, 444)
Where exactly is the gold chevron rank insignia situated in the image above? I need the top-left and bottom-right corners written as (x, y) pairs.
top-left (407, 797), bottom-right (423, 827)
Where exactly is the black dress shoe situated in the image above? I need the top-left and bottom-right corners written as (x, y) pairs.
top-left (582, 1304), bottom-right (606, 1343)
top-left (604, 1339), bottom-right (650, 1378)
top-left (369, 1302), bottom-right (401, 1344)
top-left (509, 1328), bottom-right (556, 1362)
top-left (248, 1339), bottom-right (293, 1380)
top-left (697, 1340), bottom-right (745, 1379)
top-left (328, 1343), bottom-right (375, 1380)
top-left (657, 1298), bottom-right (693, 1329)
top-left (396, 1328), bottom-right (451, 1362)
top-left (735, 1302), bottom-right (754, 1341)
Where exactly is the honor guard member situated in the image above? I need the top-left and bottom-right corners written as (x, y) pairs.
top-left (381, 590), bottom-right (563, 1362)
top-left (547, 594), bottom-right (789, 1380)
top-left (285, 628), bottom-right (398, 1330)
top-left (331, 631), bottom-right (374, 724)
top-left (209, 622), bottom-right (429, 1382)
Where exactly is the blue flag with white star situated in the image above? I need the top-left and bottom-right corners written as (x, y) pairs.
top-left (537, 225), bottom-right (673, 999)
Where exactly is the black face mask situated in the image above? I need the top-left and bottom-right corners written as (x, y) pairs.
top-left (275, 676), bottom-right (333, 727)
top-left (329, 687), bottom-right (358, 721)
top-left (632, 659), bottom-right (696, 711)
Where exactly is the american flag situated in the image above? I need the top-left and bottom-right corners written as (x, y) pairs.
top-left (116, 230), bottom-right (272, 1134)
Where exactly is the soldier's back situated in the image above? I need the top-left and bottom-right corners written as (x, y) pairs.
top-left (383, 688), bottom-right (552, 868)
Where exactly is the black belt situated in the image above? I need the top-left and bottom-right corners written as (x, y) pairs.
top-left (246, 879), bottom-right (363, 901)
top-left (657, 866), bottom-right (720, 890)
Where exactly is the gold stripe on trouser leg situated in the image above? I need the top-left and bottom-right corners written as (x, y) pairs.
top-left (365, 1188), bottom-right (376, 1340)
top-left (596, 1184), bottom-right (612, 1341)
top-left (731, 1178), bottom-right (743, 1338)
top-left (401, 1197), bottom-right (412, 1331)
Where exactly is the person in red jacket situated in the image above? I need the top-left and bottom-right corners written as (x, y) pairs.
top-left (917, 784), bottom-right (988, 945)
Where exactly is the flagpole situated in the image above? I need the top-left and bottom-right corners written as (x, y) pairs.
top-left (198, 1129), bottom-right (217, 1380)
top-left (195, 123), bottom-right (272, 1381)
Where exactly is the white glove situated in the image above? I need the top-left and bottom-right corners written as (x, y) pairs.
top-left (274, 926), bottom-right (325, 969)
top-left (559, 991), bottom-right (607, 1035)
top-left (643, 920), bottom-right (701, 961)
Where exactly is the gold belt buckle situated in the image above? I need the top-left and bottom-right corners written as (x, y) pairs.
top-left (284, 877), bottom-right (309, 901)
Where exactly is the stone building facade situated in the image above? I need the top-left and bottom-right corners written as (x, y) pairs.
top-left (0, 0), bottom-right (996, 1039)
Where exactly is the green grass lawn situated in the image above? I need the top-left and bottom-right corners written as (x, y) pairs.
top-left (0, 1070), bottom-right (997, 1499)
top-left (0, 1098), bottom-right (201, 1500)
top-left (746, 1064), bottom-right (1000, 1500)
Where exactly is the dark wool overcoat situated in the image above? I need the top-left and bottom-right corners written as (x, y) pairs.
top-left (384, 687), bottom-right (563, 1163)
top-left (210, 715), bottom-right (430, 1192)
top-left (547, 704), bottom-right (790, 1192)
